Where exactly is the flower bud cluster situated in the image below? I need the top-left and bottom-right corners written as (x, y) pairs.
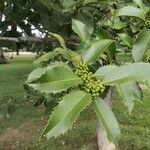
top-left (75, 62), bottom-right (105, 98)
top-left (144, 20), bottom-right (150, 29)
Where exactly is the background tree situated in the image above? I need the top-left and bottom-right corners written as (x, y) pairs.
top-left (26, 1), bottom-right (150, 150)
top-left (0, 0), bottom-right (150, 149)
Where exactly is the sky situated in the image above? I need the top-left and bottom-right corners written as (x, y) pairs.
top-left (1, 14), bottom-right (44, 38)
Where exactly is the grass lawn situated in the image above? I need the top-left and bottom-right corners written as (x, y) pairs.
top-left (0, 55), bottom-right (42, 131)
top-left (0, 55), bottom-right (150, 150)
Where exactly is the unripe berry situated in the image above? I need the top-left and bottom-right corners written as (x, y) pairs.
top-left (144, 20), bottom-right (150, 29)
top-left (75, 62), bottom-right (105, 97)
top-left (85, 88), bottom-right (90, 93)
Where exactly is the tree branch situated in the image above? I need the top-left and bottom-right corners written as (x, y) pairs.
top-left (2, 11), bottom-right (29, 37)
top-left (0, 36), bottom-right (52, 43)
top-left (0, 36), bottom-right (79, 47)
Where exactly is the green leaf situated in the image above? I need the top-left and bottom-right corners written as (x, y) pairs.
top-left (62, 0), bottom-right (77, 9)
top-left (96, 30), bottom-right (116, 63)
top-left (118, 33), bottom-right (133, 47)
top-left (66, 50), bottom-right (82, 63)
top-left (33, 47), bottom-right (75, 65)
top-left (27, 67), bottom-right (46, 83)
top-left (33, 51), bottom-right (59, 65)
top-left (133, 0), bottom-right (148, 13)
top-left (117, 6), bottom-right (146, 21)
top-left (42, 90), bottom-right (92, 139)
top-left (93, 65), bottom-right (117, 80)
top-left (82, 40), bottom-right (113, 64)
top-left (94, 97), bottom-right (121, 144)
top-left (83, 0), bottom-right (98, 5)
top-left (98, 19), bottom-right (111, 28)
top-left (106, 42), bottom-right (116, 63)
top-left (145, 80), bottom-right (150, 93)
top-left (144, 48), bottom-right (150, 60)
top-left (102, 63), bottom-right (150, 85)
top-left (55, 48), bottom-right (81, 62)
top-left (28, 62), bottom-right (82, 94)
top-left (77, 10), bottom-right (94, 33)
top-left (113, 18), bottom-right (127, 30)
top-left (132, 29), bottom-right (150, 62)
top-left (49, 32), bottom-right (66, 50)
top-left (35, 0), bottom-right (54, 11)
top-left (72, 19), bottom-right (90, 42)
top-left (33, 47), bottom-right (81, 65)
top-left (116, 81), bottom-right (143, 113)
top-left (96, 28), bottom-right (113, 40)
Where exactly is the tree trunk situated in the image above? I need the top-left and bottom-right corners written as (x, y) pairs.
top-left (0, 49), bottom-right (7, 64)
top-left (96, 87), bottom-right (116, 150)
top-left (16, 49), bottom-right (19, 55)
top-left (0, 49), bottom-right (5, 59)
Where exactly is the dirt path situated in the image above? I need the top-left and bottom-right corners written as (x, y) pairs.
top-left (0, 119), bottom-right (45, 150)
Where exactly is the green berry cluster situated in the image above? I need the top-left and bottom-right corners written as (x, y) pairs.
top-left (144, 20), bottom-right (150, 29)
top-left (75, 62), bottom-right (105, 98)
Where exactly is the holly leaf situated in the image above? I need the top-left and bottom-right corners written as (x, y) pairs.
top-left (133, 0), bottom-right (149, 13)
top-left (62, 0), bottom-right (77, 9)
top-left (27, 67), bottom-right (46, 83)
top-left (116, 81), bottom-right (143, 113)
top-left (72, 19), bottom-right (90, 42)
top-left (28, 62), bottom-right (82, 94)
top-left (93, 65), bottom-right (117, 80)
top-left (33, 47), bottom-right (69, 65)
top-left (33, 51), bottom-right (60, 65)
top-left (118, 33), bottom-right (133, 47)
top-left (101, 63), bottom-right (150, 84)
top-left (117, 6), bottom-right (146, 21)
top-left (145, 80), bottom-right (150, 93)
top-left (132, 29), bottom-right (150, 62)
top-left (49, 32), bottom-right (66, 50)
top-left (94, 97), bottom-right (121, 144)
top-left (42, 90), bottom-right (92, 139)
top-left (82, 40), bottom-right (113, 64)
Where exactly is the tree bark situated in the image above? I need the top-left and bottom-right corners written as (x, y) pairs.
top-left (0, 49), bottom-right (7, 64)
top-left (16, 49), bottom-right (19, 55)
top-left (0, 49), bottom-right (5, 59)
top-left (0, 36), bottom-right (78, 47)
top-left (0, 36), bottom-right (46, 43)
top-left (96, 87), bottom-right (116, 150)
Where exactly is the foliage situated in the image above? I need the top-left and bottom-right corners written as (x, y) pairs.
top-left (94, 97), bottom-right (121, 143)
top-left (27, 19), bottom-right (122, 143)
top-left (27, 63), bottom-right (82, 94)
top-left (1, 0), bottom-right (150, 147)
top-left (132, 29), bottom-right (150, 62)
top-left (42, 90), bottom-right (92, 139)
top-left (26, 0), bottom-right (150, 144)
top-left (0, 55), bottom-right (150, 149)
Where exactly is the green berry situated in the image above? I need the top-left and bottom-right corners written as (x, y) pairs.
top-left (75, 62), bottom-right (105, 97)
top-left (85, 88), bottom-right (90, 93)
top-left (88, 72), bottom-right (93, 76)
top-left (144, 20), bottom-right (150, 29)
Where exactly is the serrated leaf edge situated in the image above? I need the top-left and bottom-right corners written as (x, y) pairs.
top-left (41, 91), bottom-right (92, 139)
